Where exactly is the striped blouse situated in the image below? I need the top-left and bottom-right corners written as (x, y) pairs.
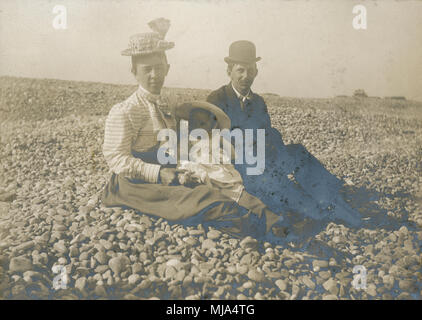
top-left (102, 85), bottom-right (176, 183)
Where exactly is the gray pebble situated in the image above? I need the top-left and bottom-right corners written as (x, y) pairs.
top-left (9, 256), bottom-right (32, 273)
top-left (239, 236), bottom-right (258, 250)
top-left (202, 239), bottom-right (216, 250)
top-left (128, 274), bottom-right (141, 285)
top-left (301, 276), bottom-right (316, 290)
top-left (247, 268), bottom-right (265, 282)
top-left (53, 241), bottom-right (68, 255)
top-left (207, 229), bottom-right (221, 240)
top-left (108, 256), bottom-right (129, 275)
top-left (75, 277), bottom-right (87, 292)
top-left (322, 278), bottom-right (339, 295)
top-left (94, 251), bottom-right (108, 265)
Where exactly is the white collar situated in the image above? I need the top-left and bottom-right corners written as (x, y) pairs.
top-left (137, 84), bottom-right (161, 100)
top-left (231, 83), bottom-right (252, 100)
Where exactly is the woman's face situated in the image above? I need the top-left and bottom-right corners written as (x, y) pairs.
top-left (133, 53), bottom-right (170, 94)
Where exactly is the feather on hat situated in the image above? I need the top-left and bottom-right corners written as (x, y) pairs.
top-left (148, 18), bottom-right (171, 40)
top-left (121, 18), bottom-right (174, 56)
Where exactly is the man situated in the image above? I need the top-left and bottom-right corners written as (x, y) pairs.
top-left (207, 41), bottom-right (285, 168)
top-left (207, 42), bottom-right (278, 136)
top-left (207, 40), bottom-right (362, 228)
top-left (101, 22), bottom-right (286, 241)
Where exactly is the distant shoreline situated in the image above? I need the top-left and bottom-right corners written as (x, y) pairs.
top-left (1, 75), bottom-right (419, 103)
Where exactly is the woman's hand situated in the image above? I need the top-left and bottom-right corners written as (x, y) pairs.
top-left (177, 170), bottom-right (202, 187)
top-left (159, 168), bottom-right (178, 185)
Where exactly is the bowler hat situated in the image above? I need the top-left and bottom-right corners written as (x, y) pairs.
top-left (224, 40), bottom-right (261, 64)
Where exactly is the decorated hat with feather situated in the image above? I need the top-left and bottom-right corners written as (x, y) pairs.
top-left (121, 18), bottom-right (175, 56)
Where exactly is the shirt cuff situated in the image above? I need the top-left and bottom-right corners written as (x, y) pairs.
top-left (144, 163), bottom-right (161, 184)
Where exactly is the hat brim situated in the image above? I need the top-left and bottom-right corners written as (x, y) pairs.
top-left (121, 43), bottom-right (175, 56)
top-left (121, 48), bottom-right (135, 56)
top-left (224, 56), bottom-right (261, 64)
top-left (174, 101), bottom-right (231, 130)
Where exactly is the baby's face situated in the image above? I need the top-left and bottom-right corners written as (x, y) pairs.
top-left (190, 111), bottom-right (215, 132)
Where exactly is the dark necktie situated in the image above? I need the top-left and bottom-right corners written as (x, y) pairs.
top-left (239, 95), bottom-right (251, 111)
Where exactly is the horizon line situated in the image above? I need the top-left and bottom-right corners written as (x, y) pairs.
top-left (1, 74), bottom-right (420, 103)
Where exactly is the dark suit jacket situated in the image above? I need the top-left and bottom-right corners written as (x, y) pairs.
top-left (206, 83), bottom-right (272, 131)
top-left (207, 83), bottom-right (284, 149)
top-left (206, 83), bottom-right (285, 181)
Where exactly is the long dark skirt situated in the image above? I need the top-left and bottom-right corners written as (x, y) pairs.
top-left (101, 173), bottom-right (281, 239)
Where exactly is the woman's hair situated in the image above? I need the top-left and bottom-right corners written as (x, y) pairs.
top-left (131, 52), bottom-right (168, 75)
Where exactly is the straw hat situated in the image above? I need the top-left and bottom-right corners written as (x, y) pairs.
top-left (174, 101), bottom-right (231, 130)
top-left (121, 18), bottom-right (175, 56)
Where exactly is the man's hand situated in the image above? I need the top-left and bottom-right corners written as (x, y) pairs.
top-left (159, 168), bottom-right (178, 185)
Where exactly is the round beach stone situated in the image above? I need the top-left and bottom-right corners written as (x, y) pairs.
top-left (9, 256), bottom-right (32, 273)
top-left (322, 278), bottom-right (339, 295)
top-left (366, 283), bottom-right (377, 297)
top-left (131, 262), bottom-right (143, 274)
top-left (275, 279), bottom-right (287, 291)
top-left (128, 274), bottom-right (141, 285)
top-left (247, 268), bottom-right (265, 282)
top-left (75, 277), bottom-right (87, 292)
top-left (240, 253), bottom-right (254, 266)
top-left (175, 270), bottom-right (186, 282)
top-left (165, 266), bottom-right (177, 279)
top-left (202, 239), bottom-right (216, 250)
top-left (53, 241), bottom-right (68, 255)
top-left (94, 285), bottom-right (107, 297)
top-left (108, 256), bottom-right (129, 275)
top-left (189, 229), bottom-right (204, 236)
top-left (236, 264), bottom-right (248, 275)
top-left (301, 276), bottom-right (316, 290)
top-left (399, 279), bottom-right (417, 292)
top-left (291, 284), bottom-right (301, 298)
top-left (79, 251), bottom-right (90, 261)
top-left (94, 265), bottom-right (109, 274)
top-left (312, 260), bottom-right (329, 269)
top-left (227, 266), bottom-right (236, 274)
top-left (240, 236), bottom-right (258, 249)
top-left (254, 292), bottom-right (264, 300)
top-left (207, 229), bottom-right (221, 240)
top-left (94, 251), bottom-right (108, 265)
top-left (166, 258), bottom-right (182, 270)
top-left (183, 237), bottom-right (199, 246)
top-left (237, 293), bottom-right (248, 299)
top-left (69, 246), bottom-right (79, 257)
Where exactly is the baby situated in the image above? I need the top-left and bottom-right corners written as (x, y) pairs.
top-left (177, 108), bottom-right (288, 237)
top-left (177, 108), bottom-right (243, 201)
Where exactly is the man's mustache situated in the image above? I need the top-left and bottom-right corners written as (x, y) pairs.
top-left (239, 80), bottom-right (252, 86)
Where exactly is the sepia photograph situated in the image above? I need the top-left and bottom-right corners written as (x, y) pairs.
top-left (0, 0), bottom-right (421, 306)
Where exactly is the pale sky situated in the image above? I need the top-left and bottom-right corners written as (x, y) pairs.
top-left (1, 0), bottom-right (421, 100)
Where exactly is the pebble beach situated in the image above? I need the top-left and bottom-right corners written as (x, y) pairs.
top-left (0, 76), bottom-right (421, 300)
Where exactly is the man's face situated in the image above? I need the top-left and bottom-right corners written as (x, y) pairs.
top-left (133, 53), bottom-right (170, 94)
top-left (228, 63), bottom-right (258, 96)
